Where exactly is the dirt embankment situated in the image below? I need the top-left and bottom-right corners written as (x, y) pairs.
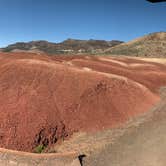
top-left (0, 52), bottom-right (165, 152)
top-left (84, 89), bottom-right (166, 166)
top-left (0, 148), bottom-right (80, 166)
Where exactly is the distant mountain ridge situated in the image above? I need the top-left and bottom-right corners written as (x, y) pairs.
top-left (2, 32), bottom-right (165, 57)
top-left (1, 39), bottom-right (124, 55)
top-left (104, 32), bottom-right (166, 57)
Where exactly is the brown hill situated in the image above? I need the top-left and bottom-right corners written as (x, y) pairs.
top-left (104, 32), bottom-right (166, 57)
top-left (0, 52), bottom-right (166, 153)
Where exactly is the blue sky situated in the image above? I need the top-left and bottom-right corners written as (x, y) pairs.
top-left (0, 0), bottom-right (165, 47)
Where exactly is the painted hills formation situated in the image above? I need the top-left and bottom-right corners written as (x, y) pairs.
top-left (0, 52), bottom-right (166, 153)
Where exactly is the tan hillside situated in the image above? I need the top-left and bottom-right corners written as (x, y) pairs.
top-left (104, 32), bottom-right (166, 57)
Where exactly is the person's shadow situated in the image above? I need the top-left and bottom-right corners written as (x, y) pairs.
top-left (78, 154), bottom-right (86, 166)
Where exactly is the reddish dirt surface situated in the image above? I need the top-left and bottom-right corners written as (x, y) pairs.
top-left (0, 52), bottom-right (165, 152)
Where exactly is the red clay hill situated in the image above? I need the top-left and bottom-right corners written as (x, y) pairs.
top-left (0, 52), bottom-right (165, 152)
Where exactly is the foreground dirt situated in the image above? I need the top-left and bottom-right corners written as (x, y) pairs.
top-left (0, 92), bottom-right (166, 166)
top-left (84, 91), bottom-right (166, 166)
top-left (0, 52), bottom-right (166, 153)
top-left (0, 149), bottom-right (81, 166)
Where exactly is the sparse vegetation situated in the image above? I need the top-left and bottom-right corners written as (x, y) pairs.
top-left (104, 32), bottom-right (166, 57)
top-left (34, 145), bottom-right (46, 153)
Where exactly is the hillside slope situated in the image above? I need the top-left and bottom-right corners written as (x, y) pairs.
top-left (104, 32), bottom-right (166, 57)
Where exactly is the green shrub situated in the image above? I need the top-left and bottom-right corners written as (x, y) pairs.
top-left (34, 145), bottom-right (45, 153)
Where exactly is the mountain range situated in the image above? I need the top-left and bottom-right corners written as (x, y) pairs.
top-left (1, 32), bottom-right (166, 57)
top-left (1, 39), bottom-right (123, 55)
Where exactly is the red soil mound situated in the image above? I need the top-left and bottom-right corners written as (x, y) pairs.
top-left (0, 53), bottom-right (165, 152)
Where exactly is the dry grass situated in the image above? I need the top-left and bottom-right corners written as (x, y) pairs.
top-left (104, 32), bottom-right (166, 57)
